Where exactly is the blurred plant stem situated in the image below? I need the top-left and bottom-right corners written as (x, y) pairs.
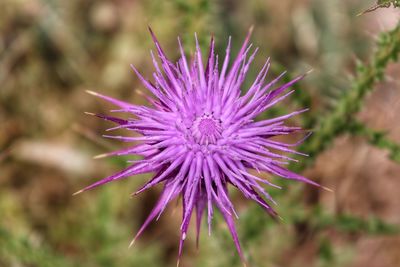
top-left (347, 120), bottom-right (400, 162)
top-left (294, 22), bottom-right (400, 172)
top-left (358, 0), bottom-right (400, 16)
top-left (233, 21), bottom-right (400, 266)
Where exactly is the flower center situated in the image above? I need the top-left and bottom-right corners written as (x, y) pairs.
top-left (192, 115), bottom-right (222, 145)
top-left (198, 118), bottom-right (217, 135)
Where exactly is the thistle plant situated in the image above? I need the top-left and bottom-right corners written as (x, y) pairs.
top-left (2, 1), bottom-right (400, 267)
top-left (358, 0), bottom-right (400, 16)
top-left (75, 28), bottom-right (327, 263)
top-left (295, 22), bottom-right (400, 171)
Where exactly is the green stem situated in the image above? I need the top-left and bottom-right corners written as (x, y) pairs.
top-left (348, 120), bottom-right (400, 163)
top-left (293, 23), bottom-right (400, 171)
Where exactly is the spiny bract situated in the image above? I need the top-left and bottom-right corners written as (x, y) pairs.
top-left (77, 28), bottom-right (322, 264)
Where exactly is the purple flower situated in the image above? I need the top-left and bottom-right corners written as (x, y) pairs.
top-left (77, 27), bottom-right (323, 263)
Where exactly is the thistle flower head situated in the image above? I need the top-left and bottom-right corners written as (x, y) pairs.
top-left (78, 28), bottom-right (322, 264)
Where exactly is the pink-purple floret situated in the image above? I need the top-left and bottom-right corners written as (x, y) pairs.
top-left (79, 27), bottom-right (322, 264)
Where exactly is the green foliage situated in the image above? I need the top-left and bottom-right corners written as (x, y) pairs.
top-left (294, 23), bottom-right (400, 171)
top-left (309, 207), bottom-right (399, 235)
top-left (318, 237), bottom-right (333, 262)
top-left (0, 186), bottom-right (163, 267)
top-left (380, 0), bottom-right (400, 6)
top-left (234, 23), bottom-right (400, 264)
top-left (171, 0), bottom-right (218, 50)
top-left (0, 226), bottom-right (74, 267)
top-left (359, 1), bottom-right (400, 16)
top-left (348, 120), bottom-right (400, 163)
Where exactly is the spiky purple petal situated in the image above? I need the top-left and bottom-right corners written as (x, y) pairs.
top-left (79, 28), bottom-right (323, 264)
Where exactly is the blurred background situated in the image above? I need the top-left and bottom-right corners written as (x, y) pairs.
top-left (1, 0), bottom-right (400, 266)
